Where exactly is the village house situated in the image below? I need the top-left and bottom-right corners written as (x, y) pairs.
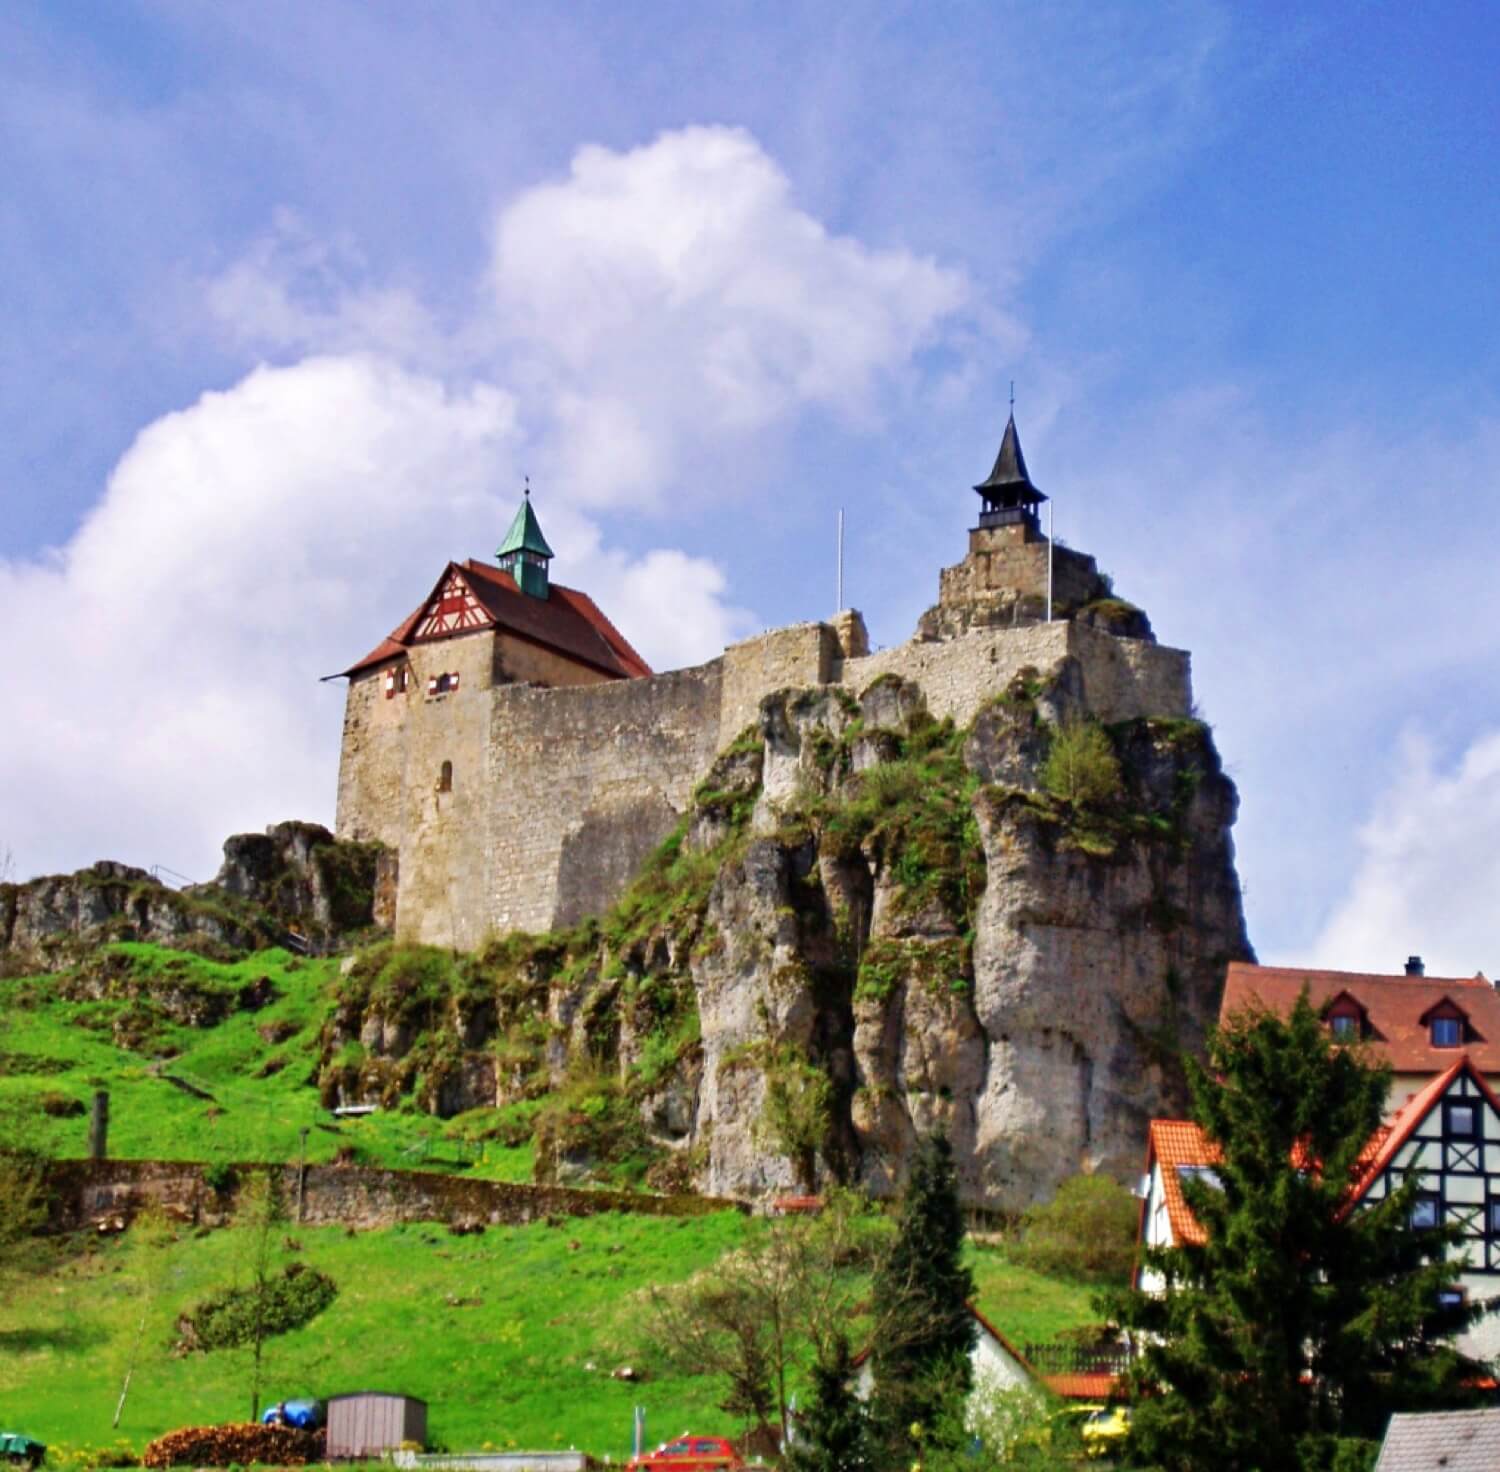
top-left (1220, 959), bottom-right (1500, 1117)
top-left (852, 1302), bottom-right (1123, 1406)
top-left (1137, 1054), bottom-right (1500, 1363)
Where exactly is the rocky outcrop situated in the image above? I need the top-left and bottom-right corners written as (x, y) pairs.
top-left (315, 651), bottom-right (1252, 1212)
top-left (0, 825), bottom-right (386, 973)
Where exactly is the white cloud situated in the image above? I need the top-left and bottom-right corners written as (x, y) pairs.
top-left (1308, 730), bottom-right (1500, 981)
top-left (491, 126), bottom-right (970, 505)
top-left (5, 126), bottom-right (966, 882)
top-left (0, 355), bottom-right (748, 882)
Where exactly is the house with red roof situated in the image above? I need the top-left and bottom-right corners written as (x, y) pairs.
top-left (1137, 1055), bottom-right (1500, 1363)
top-left (1220, 959), bottom-right (1500, 1117)
top-left (851, 1301), bottom-right (1124, 1407)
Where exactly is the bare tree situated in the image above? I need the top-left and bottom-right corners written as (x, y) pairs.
top-left (237, 1171), bottom-right (285, 1422)
top-left (648, 1192), bottom-right (892, 1446)
top-left (113, 1207), bottom-right (175, 1427)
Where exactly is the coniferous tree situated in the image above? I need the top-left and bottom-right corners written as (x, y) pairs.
top-left (1105, 993), bottom-right (1493, 1472)
top-left (868, 1130), bottom-right (975, 1461)
top-left (786, 1336), bottom-right (872, 1472)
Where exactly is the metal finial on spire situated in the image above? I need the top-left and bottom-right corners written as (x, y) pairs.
top-left (1009, 380), bottom-right (1015, 413)
top-left (524, 474), bottom-right (531, 499)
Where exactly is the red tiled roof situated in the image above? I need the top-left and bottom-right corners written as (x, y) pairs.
top-left (1041, 1372), bottom-right (1121, 1401)
top-left (1147, 1120), bottom-right (1219, 1247)
top-left (1221, 963), bottom-right (1500, 1073)
top-left (331, 559), bottom-right (652, 682)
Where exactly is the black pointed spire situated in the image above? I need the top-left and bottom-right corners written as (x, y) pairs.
top-left (975, 414), bottom-right (1041, 498)
top-left (973, 412), bottom-right (1046, 530)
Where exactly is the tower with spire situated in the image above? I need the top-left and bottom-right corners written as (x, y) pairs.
top-left (973, 412), bottom-right (1047, 539)
top-left (496, 482), bottom-right (555, 599)
top-left (918, 401), bottom-right (1129, 639)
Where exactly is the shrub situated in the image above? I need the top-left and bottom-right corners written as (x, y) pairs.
top-left (1010, 1173), bottom-right (1138, 1282)
top-left (175, 1263), bottom-right (338, 1352)
top-left (1041, 720), bottom-right (1123, 808)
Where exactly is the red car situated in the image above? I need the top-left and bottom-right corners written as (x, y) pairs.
top-left (627, 1435), bottom-right (742, 1472)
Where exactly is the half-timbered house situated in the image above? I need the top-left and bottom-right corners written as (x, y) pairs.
top-left (1137, 1055), bottom-right (1500, 1362)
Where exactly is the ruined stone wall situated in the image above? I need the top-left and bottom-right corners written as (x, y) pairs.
top-left (718, 622), bottom-right (839, 748)
top-left (481, 663), bottom-right (728, 936)
top-left (840, 621), bottom-right (1191, 727)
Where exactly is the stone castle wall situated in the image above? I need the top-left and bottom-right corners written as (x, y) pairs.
top-left (337, 534), bottom-right (1194, 948)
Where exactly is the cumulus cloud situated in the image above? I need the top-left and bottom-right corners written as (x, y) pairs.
top-left (491, 126), bottom-right (969, 504)
top-left (1308, 730), bottom-right (1500, 980)
top-left (4, 126), bottom-right (964, 882)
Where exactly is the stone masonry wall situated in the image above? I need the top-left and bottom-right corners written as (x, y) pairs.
top-left (478, 663), bottom-right (727, 938)
top-left (394, 634), bottom-right (504, 951)
top-left (717, 622), bottom-right (839, 748)
top-left (841, 620), bottom-right (1191, 727)
top-left (362, 619), bottom-right (1190, 948)
top-left (47, 1158), bottom-right (741, 1234)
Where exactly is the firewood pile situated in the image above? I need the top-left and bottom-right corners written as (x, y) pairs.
top-left (141, 1422), bottom-right (324, 1467)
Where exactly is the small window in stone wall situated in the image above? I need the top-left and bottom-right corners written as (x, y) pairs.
top-left (384, 665), bottom-right (410, 699)
top-left (438, 760), bottom-right (453, 793)
top-left (427, 671), bottom-right (461, 697)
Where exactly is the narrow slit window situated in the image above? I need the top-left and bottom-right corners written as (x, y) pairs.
top-left (438, 760), bottom-right (453, 793)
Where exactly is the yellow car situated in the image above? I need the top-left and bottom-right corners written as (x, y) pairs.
top-left (1079, 1405), bottom-right (1131, 1459)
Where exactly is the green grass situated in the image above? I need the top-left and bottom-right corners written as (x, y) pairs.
top-left (0, 945), bottom-right (531, 1180)
top-left (0, 1211), bottom-right (749, 1464)
top-left (967, 1246), bottom-right (1104, 1348)
top-left (1, 1220), bottom-right (1107, 1468)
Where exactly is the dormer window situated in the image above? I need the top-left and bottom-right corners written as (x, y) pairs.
top-left (1420, 998), bottom-right (1473, 1050)
top-left (1324, 993), bottom-right (1366, 1042)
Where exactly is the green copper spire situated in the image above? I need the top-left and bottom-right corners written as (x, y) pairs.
top-left (497, 480), bottom-right (554, 598)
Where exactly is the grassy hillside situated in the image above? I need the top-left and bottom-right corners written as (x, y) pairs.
top-left (0, 1214), bottom-right (1097, 1466)
top-left (0, 944), bottom-right (534, 1181)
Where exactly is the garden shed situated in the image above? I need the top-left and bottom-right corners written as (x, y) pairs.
top-left (326, 1391), bottom-right (427, 1458)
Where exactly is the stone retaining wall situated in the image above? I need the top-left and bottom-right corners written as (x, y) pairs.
top-left (46, 1158), bottom-right (744, 1233)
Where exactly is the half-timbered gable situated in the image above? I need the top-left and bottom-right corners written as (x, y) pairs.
top-left (1352, 1058), bottom-right (1500, 1285)
top-left (412, 568), bottom-right (494, 640)
top-left (1139, 1056), bottom-right (1500, 1360)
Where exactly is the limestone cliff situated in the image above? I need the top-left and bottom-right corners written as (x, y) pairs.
top-left (315, 651), bottom-right (1252, 1211)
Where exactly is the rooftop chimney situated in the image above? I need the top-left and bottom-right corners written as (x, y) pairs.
top-left (1404, 955), bottom-right (1424, 977)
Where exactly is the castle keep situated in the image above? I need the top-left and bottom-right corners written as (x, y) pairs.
top-left (331, 417), bottom-right (1192, 949)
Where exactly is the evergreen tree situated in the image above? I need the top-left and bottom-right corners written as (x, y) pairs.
top-left (786, 1336), bottom-right (872, 1472)
top-left (868, 1130), bottom-right (975, 1460)
top-left (1105, 993), bottom-right (1493, 1472)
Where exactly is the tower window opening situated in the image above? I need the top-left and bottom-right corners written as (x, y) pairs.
top-left (438, 760), bottom-right (453, 793)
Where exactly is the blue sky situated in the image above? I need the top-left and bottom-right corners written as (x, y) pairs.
top-left (4, 0), bottom-right (1499, 976)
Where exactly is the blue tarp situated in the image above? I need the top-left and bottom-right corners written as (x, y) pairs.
top-left (259, 1400), bottom-right (324, 1430)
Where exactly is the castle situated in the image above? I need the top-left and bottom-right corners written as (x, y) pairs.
top-left (331, 416), bottom-right (1193, 949)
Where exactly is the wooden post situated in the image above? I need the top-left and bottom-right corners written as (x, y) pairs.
top-left (88, 1090), bottom-right (109, 1160)
top-left (297, 1127), bottom-right (309, 1224)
